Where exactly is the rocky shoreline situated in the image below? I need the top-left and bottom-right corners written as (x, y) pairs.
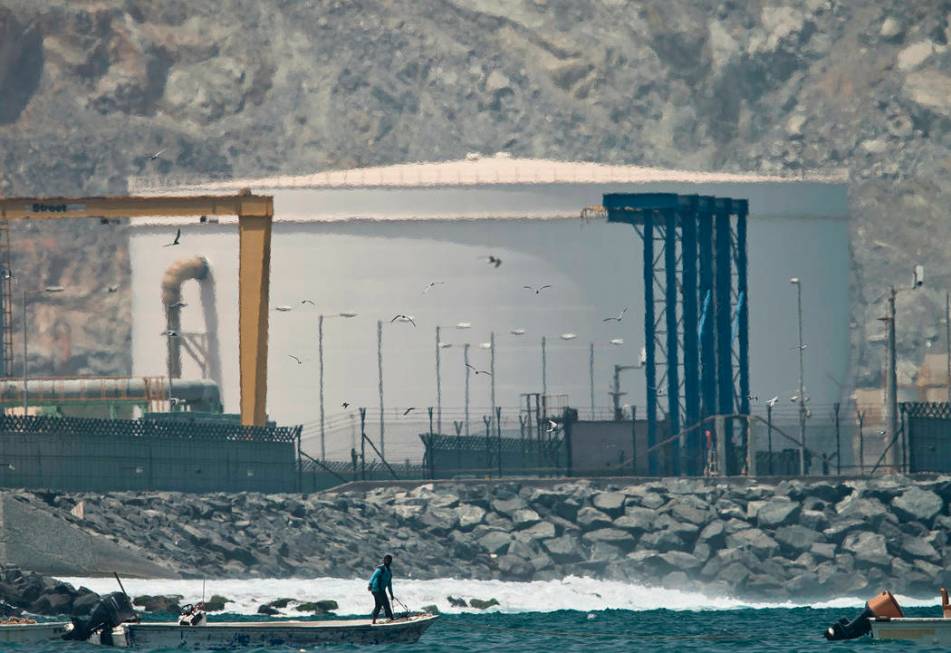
top-left (5, 476), bottom-right (951, 601)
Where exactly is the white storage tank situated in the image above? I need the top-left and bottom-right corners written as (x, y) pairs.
top-left (130, 157), bottom-right (849, 460)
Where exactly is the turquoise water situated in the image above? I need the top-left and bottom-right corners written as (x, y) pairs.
top-left (14, 607), bottom-right (939, 652)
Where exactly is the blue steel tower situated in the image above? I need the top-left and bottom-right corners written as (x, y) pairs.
top-left (603, 193), bottom-right (750, 476)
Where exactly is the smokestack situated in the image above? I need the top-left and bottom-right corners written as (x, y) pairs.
top-left (162, 256), bottom-right (209, 379)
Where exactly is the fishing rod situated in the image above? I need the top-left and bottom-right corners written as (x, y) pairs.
top-left (113, 572), bottom-right (129, 597)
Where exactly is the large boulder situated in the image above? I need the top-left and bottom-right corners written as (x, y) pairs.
top-left (542, 535), bottom-right (582, 562)
top-left (614, 507), bottom-right (655, 533)
top-left (900, 535), bottom-right (940, 561)
top-left (892, 488), bottom-right (943, 524)
top-left (491, 496), bottom-right (528, 517)
top-left (477, 531), bottom-right (512, 555)
top-left (842, 531), bottom-right (890, 567)
top-left (756, 500), bottom-right (800, 528)
top-left (519, 521), bottom-right (556, 541)
top-left (592, 492), bottom-right (626, 516)
top-left (575, 507), bottom-right (613, 530)
top-left (454, 504), bottom-right (486, 530)
top-left (659, 551), bottom-right (703, 571)
top-left (582, 528), bottom-right (631, 546)
top-left (726, 528), bottom-right (780, 558)
top-left (774, 525), bottom-right (825, 553)
top-left (669, 501), bottom-right (711, 526)
top-left (640, 529), bottom-right (686, 553)
top-left (511, 509), bottom-right (542, 529)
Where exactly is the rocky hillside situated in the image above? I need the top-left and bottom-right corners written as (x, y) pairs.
top-left (10, 476), bottom-right (951, 600)
top-left (0, 0), bottom-right (949, 385)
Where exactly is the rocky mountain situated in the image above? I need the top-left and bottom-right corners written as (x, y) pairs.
top-left (0, 0), bottom-right (949, 388)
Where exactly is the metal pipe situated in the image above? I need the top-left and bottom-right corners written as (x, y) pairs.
top-left (490, 331), bottom-right (496, 429)
top-left (377, 320), bottom-right (384, 458)
top-left (589, 342), bottom-right (595, 419)
top-left (541, 336), bottom-right (547, 413)
top-left (791, 277), bottom-right (806, 475)
top-left (0, 377), bottom-right (221, 409)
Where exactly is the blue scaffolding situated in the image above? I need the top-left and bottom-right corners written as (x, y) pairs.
top-left (604, 193), bottom-right (750, 476)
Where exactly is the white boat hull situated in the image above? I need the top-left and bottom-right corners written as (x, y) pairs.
top-left (98, 615), bottom-right (438, 649)
top-left (870, 618), bottom-right (951, 645)
top-left (0, 622), bottom-right (69, 644)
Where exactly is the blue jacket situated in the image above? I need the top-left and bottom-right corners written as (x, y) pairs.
top-left (368, 564), bottom-right (392, 594)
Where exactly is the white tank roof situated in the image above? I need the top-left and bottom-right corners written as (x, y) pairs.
top-left (130, 156), bottom-right (848, 225)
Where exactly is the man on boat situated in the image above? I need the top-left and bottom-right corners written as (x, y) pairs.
top-left (368, 553), bottom-right (395, 623)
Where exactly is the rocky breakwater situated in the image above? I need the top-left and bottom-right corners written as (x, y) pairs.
top-left (0, 566), bottom-right (100, 617)
top-left (10, 476), bottom-right (951, 601)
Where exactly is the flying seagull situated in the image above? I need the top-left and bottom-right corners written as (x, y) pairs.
top-left (163, 228), bottom-right (182, 247)
top-left (766, 396), bottom-right (779, 407)
top-left (510, 328), bottom-right (526, 336)
top-left (45, 286), bottom-right (65, 293)
top-left (481, 255), bottom-right (502, 268)
top-left (403, 407), bottom-right (415, 416)
top-left (546, 419), bottom-right (559, 433)
top-left (301, 299), bottom-right (316, 306)
top-left (288, 354), bottom-right (302, 365)
top-left (603, 307), bottom-right (628, 323)
top-left (423, 281), bottom-right (445, 294)
top-left (149, 148), bottom-right (166, 161)
top-left (275, 305), bottom-right (293, 312)
top-left (169, 301), bottom-right (187, 309)
top-left (160, 330), bottom-right (179, 337)
top-left (609, 338), bottom-right (624, 346)
top-left (465, 362), bottom-right (492, 376)
top-left (523, 284), bottom-right (552, 295)
top-left (391, 314), bottom-right (416, 326)
top-left (106, 285), bottom-right (119, 293)
top-left (342, 402), bottom-right (350, 409)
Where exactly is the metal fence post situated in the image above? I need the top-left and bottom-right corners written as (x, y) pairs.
top-left (496, 406), bottom-right (502, 478)
top-left (483, 415), bottom-right (492, 477)
top-left (359, 407), bottom-right (367, 481)
top-left (833, 402), bottom-right (841, 476)
top-left (856, 409), bottom-right (865, 476)
top-left (766, 403), bottom-right (773, 476)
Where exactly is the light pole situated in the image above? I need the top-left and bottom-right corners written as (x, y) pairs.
top-left (463, 343), bottom-right (470, 436)
top-left (611, 363), bottom-right (640, 421)
top-left (318, 312), bottom-right (357, 460)
top-left (435, 321), bottom-right (470, 435)
top-left (589, 342), bottom-right (595, 419)
top-left (790, 277), bottom-right (806, 476)
top-left (541, 336), bottom-right (547, 417)
top-left (377, 319), bottom-right (384, 458)
top-left (21, 288), bottom-right (27, 414)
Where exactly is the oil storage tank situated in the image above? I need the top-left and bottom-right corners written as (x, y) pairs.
top-left (129, 156), bottom-right (849, 461)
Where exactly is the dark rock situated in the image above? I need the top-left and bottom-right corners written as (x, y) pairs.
top-left (519, 521), bottom-right (556, 541)
top-left (810, 542), bottom-right (836, 560)
top-left (447, 596), bottom-right (467, 607)
top-left (454, 504), bottom-right (486, 530)
top-left (581, 528), bottom-right (631, 546)
top-left (257, 604), bottom-right (279, 615)
top-left (497, 554), bottom-right (534, 579)
top-left (726, 528), bottom-right (780, 558)
top-left (640, 529), bottom-right (686, 553)
top-left (295, 600), bottom-right (337, 613)
top-left (477, 530), bottom-right (512, 555)
top-left (490, 496), bottom-right (527, 517)
top-left (204, 595), bottom-right (230, 612)
top-left (799, 509), bottom-right (830, 531)
top-left (901, 535), bottom-right (940, 561)
top-left (469, 598), bottom-right (500, 610)
top-left (133, 594), bottom-right (183, 613)
top-left (542, 535), bottom-right (583, 562)
top-left (421, 604), bottom-right (440, 614)
top-left (698, 520), bottom-right (725, 546)
top-left (659, 551), bottom-right (702, 571)
top-left (510, 509), bottom-right (542, 529)
top-left (266, 598), bottom-right (296, 609)
top-left (614, 507), bottom-right (655, 533)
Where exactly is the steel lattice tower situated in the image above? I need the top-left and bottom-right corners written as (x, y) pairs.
top-left (604, 193), bottom-right (750, 476)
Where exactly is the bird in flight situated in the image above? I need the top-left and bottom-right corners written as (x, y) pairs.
top-left (481, 255), bottom-right (502, 268)
top-left (160, 330), bottom-right (179, 337)
top-left (610, 338), bottom-right (624, 346)
top-left (510, 328), bottom-right (526, 336)
top-left (403, 407), bottom-right (415, 416)
top-left (766, 396), bottom-right (779, 408)
top-left (301, 299), bottom-right (316, 306)
top-left (546, 419), bottom-right (559, 433)
top-left (275, 305), bottom-right (293, 312)
top-left (288, 354), bottom-right (302, 365)
top-left (164, 228), bottom-right (182, 247)
top-left (341, 402), bottom-right (350, 409)
top-left (603, 307), bottom-right (628, 323)
top-left (465, 363), bottom-right (492, 376)
top-left (106, 285), bottom-right (119, 293)
top-left (169, 301), bottom-right (187, 309)
top-left (149, 148), bottom-right (166, 161)
top-left (391, 314), bottom-right (416, 326)
top-left (45, 286), bottom-right (65, 293)
top-left (523, 284), bottom-right (551, 295)
top-left (423, 281), bottom-right (445, 294)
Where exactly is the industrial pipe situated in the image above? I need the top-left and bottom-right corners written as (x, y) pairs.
top-left (161, 256), bottom-right (210, 379)
top-left (0, 377), bottom-right (221, 413)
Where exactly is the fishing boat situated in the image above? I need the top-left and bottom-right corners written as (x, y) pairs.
top-left (0, 589), bottom-right (437, 649)
top-left (825, 588), bottom-right (951, 644)
top-left (84, 614), bottom-right (438, 649)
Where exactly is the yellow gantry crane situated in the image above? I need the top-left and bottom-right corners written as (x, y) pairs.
top-left (0, 191), bottom-right (274, 426)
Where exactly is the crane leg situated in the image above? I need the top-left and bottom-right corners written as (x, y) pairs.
top-left (238, 213), bottom-right (272, 426)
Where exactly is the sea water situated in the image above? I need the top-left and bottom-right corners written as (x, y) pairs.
top-left (33, 577), bottom-right (939, 652)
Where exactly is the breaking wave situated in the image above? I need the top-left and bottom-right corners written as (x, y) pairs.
top-left (59, 576), bottom-right (939, 617)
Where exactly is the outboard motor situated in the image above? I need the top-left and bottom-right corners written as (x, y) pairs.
top-left (824, 591), bottom-right (903, 641)
top-left (178, 603), bottom-right (207, 626)
top-left (63, 592), bottom-right (137, 645)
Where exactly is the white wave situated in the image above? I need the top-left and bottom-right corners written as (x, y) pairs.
top-left (59, 576), bottom-right (939, 617)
